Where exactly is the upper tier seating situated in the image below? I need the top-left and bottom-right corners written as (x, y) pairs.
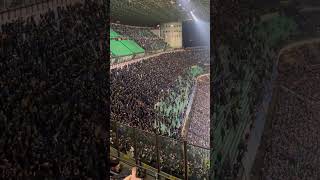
top-left (110, 28), bottom-right (145, 57)
top-left (111, 23), bottom-right (169, 52)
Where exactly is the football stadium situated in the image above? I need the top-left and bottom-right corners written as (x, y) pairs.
top-left (213, 0), bottom-right (320, 179)
top-left (109, 0), bottom-right (210, 179)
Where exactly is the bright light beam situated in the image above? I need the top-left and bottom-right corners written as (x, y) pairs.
top-left (190, 11), bottom-right (198, 21)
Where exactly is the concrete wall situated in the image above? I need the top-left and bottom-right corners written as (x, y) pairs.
top-left (160, 22), bottom-right (182, 48)
top-left (150, 28), bottom-right (160, 37)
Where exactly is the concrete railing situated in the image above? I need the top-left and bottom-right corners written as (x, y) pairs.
top-left (181, 73), bottom-right (210, 140)
top-left (110, 48), bottom-right (185, 70)
top-left (180, 79), bottom-right (197, 139)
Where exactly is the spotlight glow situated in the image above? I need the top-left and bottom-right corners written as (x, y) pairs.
top-left (190, 11), bottom-right (198, 21)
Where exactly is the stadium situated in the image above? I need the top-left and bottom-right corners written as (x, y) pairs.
top-left (109, 0), bottom-right (210, 179)
top-left (212, 0), bottom-right (320, 179)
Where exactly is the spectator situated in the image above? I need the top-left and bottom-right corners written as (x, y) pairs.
top-left (124, 167), bottom-right (142, 180)
top-left (0, 0), bottom-right (108, 178)
top-left (111, 23), bottom-right (169, 51)
top-left (110, 49), bottom-right (210, 178)
top-left (258, 42), bottom-right (320, 179)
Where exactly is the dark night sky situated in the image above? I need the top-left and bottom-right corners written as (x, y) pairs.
top-left (182, 20), bottom-right (210, 48)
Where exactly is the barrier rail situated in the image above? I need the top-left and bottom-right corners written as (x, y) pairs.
top-left (110, 121), bottom-right (210, 180)
top-left (110, 147), bottom-right (179, 180)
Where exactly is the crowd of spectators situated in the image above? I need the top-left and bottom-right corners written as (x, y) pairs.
top-left (111, 23), bottom-right (169, 52)
top-left (278, 44), bottom-right (320, 101)
top-left (259, 42), bottom-right (320, 179)
top-left (110, 122), bottom-right (209, 179)
top-left (187, 74), bottom-right (210, 148)
top-left (0, 0), bottom-right (108, 178)
top-left (111, 49), bottom-right (209, 136)
top-left (154, 65), bottom-right (205, 137)
top-left (212, 9), bottom-right (300, 177)
top-left (110, 49), bottom-right (209, 178)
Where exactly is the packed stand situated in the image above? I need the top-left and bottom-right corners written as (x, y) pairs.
top-left (110, 49), bottom-right (209, 178)
top-left (154, 65), bottom-right (204, 137)
top-left (187, 74), bottom-right (210, 148)
top-left (213, 12), bottom-right (298, 178)
top-left (258, 42), bottom-right (320, 179)
top-left (111, 23), bottom-right (169, 52)
top-left (0, 1), bottom-right (108, 178)
top-left (278, 44), bottom-right (320, 101)
top-left (111, 49), bottom-right (209, 137)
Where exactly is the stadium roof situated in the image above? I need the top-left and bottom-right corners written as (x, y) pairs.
top-left (111, 0), bottom-right (209, 26)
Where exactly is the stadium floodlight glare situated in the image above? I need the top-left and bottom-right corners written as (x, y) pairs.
top-left (190, 11), bottom-right (198, 21)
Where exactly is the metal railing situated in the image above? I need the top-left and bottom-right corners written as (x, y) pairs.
top-left (110, 121), bottom-right (210, 180)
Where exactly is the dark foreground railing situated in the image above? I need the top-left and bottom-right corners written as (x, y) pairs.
top-left (110, 121), bottom-right (210, 180)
